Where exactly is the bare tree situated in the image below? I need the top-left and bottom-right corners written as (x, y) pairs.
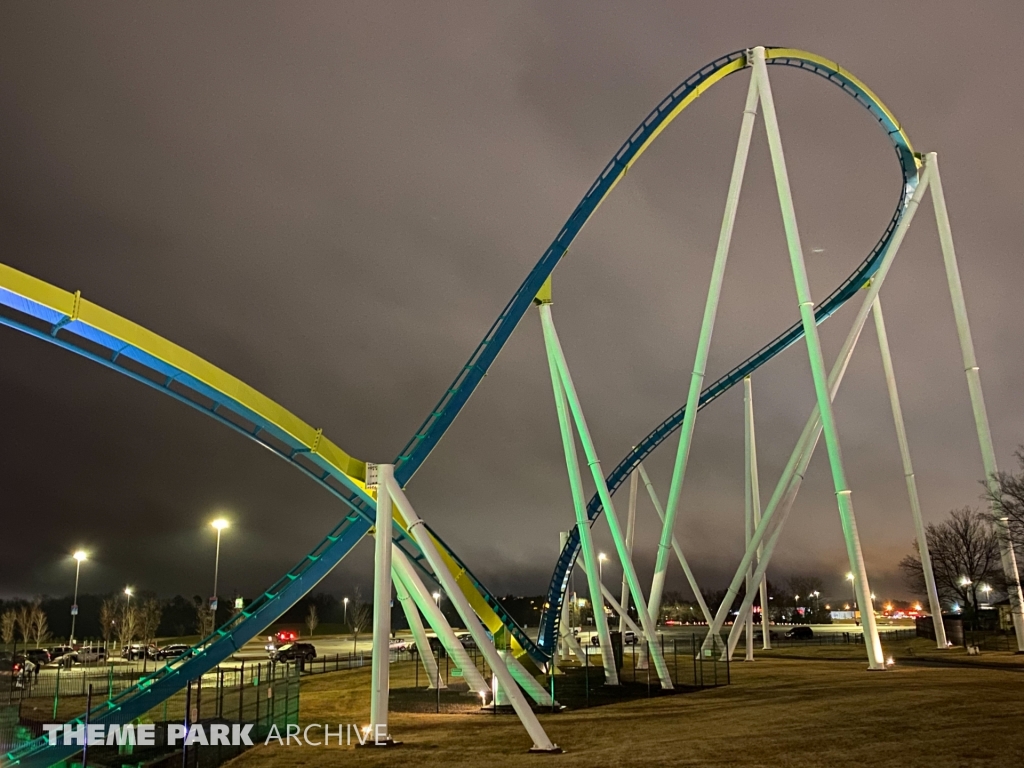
top-left (15, 604), bottom-right (33, 644)
top-left (348, 589), bottom-right (371, 656)
top-left (305, 604), bottom-right (319, 637)
top-left (30, 601), bottom-right (50, 648)
top-left (987, 446), bottom-right (1024, 563)
top-left (1, 610), bottom-right (16, 646)
top-left (138, 599), bottom-right (162, 647)
top-left (100, 598), bottom-right (119, 646)
top-left (900, 507), bottom-right (1002, 626)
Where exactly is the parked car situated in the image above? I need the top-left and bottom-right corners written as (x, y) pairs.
top-left (157, 644), bottom-right (192, 661)
top-left (76, 646), bottom-right (107, 664)
top-left (24, 648), bottom-right (53, 666)
top-left (49, 646), bottom-right (77, 667)
top-left (389, 638), bottom-right (409, 653)
top-left (269, 642), bottom-right (316, 664)
top-left (121, 643), bottom-right (157, 660)
top-left (785, 626), bottom-right (814, 640)
top-left (623, 631), bottom-right (639, 646)
top-left (454, 632), bottom-right (477, 649)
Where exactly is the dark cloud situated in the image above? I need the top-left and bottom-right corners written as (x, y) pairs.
top-left (2, 2), bottom-right (1022, 608)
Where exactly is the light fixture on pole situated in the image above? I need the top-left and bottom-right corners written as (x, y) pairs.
top-left (845, 571), bottom-right (856, 609)
top-left (210, 518), bottom-right (229, 618)
top-left (598, 552), bottom-right (607, 584)
top-left (432, 591), bottom-right (441, 608)
top-left (70, 550), bottom-right (88, 646)
top-left (343, 596), bottom-right (349, 626)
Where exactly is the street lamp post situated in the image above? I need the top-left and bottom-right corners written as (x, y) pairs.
top-left (70, 551), bottom-right (88, 646)
top-left (343, 596), bottom-right (349, 628)
top-left (123, 587), bottom-right (134, 650)
top-left (210, 519), bottom-right (229, 626)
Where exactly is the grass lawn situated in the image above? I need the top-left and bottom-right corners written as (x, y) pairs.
top-left (226, 638), bottom-right (1024, 768)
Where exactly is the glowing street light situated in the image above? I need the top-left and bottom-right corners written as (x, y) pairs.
top-left (432, 591), bottom-right (442, 608)
top-left (69, 550), bottom-right (89, 646)
top-left (845, 572), bottom-right (857, 610)
top-left (598, 552), bottom-right (608, 584)
top-left (343, 596), bottom-right (349, 627)
top-left (124, 586), bottom-right (134, 617)
top-left (210, 518), bottom-right (230, 616)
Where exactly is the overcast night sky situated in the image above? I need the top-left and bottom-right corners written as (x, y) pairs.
top-left (2, 2), bottom-right (1023, 608)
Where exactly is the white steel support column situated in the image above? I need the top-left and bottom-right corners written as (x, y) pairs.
top-left (706, 158), bottom-right (933, 655)
top-left (752, 46), bottom-right (884, 669)
top-left (369, 464), bottom-right (394, 742)
top-left (743, 378), bottom-right (755, 661)
top-left (928, 152), bottom-right (1024, 649)
top-left (393, 575), bottom-right (444, 688)
top-left (871, 297), bottom-right (948, 647)
top-left (388, 478), bottom-right (559, 752)
top-left (618, 470), bottom-right (639, 634)
top-left (539, 301), bottom-right (618, 684)
top-left (651, 62), bottom-right (762, 620)
top-left (541, 304), bottom-right (673, 689)
top-left (390, 549), bottom-right (486, 693)
top-left (745, 377), bottom-right (771, 650)
top-left (637, 464), bottom-right (716, 629)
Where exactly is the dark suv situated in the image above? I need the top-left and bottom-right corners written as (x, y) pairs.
top-left (269, 642), bottom-right (316, 664)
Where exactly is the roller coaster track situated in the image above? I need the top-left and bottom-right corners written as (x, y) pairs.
top-left (3, 47), bottom-right (914, 766)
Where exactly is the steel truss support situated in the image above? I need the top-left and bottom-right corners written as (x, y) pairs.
top-left (393, 575), bottom-right (445, 688)
top-left (650, 58), bottom-right (762, 621)
top-left (706, 153), bottom-right (933, 659)
top-left (391, 549), bottom-right (486, 693)
top-left (928, 152), bottom-right (1024, 648)
top-left (871, 298), bottom-right (947, 647)
top-left (752, 45), bottom-right (884, 669)
top-left (388, 478), bottom-right (559, 752)
top-left (369, 464), bottom-right (394, 742)
top-left (539, 301), bottom-right (673, 689)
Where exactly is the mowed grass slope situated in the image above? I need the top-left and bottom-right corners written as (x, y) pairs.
top-left (229, 644), bottom-right (1024, 768)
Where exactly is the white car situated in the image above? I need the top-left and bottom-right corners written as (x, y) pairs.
top-left (388, 638), bottom-right (408, 652)
top-left (76, 646), bottom-right (108, 664)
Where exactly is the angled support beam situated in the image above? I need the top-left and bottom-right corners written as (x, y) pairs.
top-left (388, 477), bottom-right (559, 752)
top-left (391, 549), bottom-right (485, 693)
top-left (618, 469), bottom-right (639, 634)
top-left (706, 156), bottom-right (933, 656)
top-left (752, 45), bottom-right (883, 669)
top-left (651, 59), bottom-right (762, 620)
top-left (745, 377), bottom-right (771, 651)
top-left (871, 297), bottom-right (948, 647)
top-left (540, 302), bottom-right (673, 689)
top-left (928, 152), bottom-right (1024, 649)
top-left (601, 582), bottom-right (643, 637)
top-left (539, 301), bottom-right (618, 684)
top-left (393, 574), bottom-right (444, 688)
top-left (637, 464), bottom-right (716, 631)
